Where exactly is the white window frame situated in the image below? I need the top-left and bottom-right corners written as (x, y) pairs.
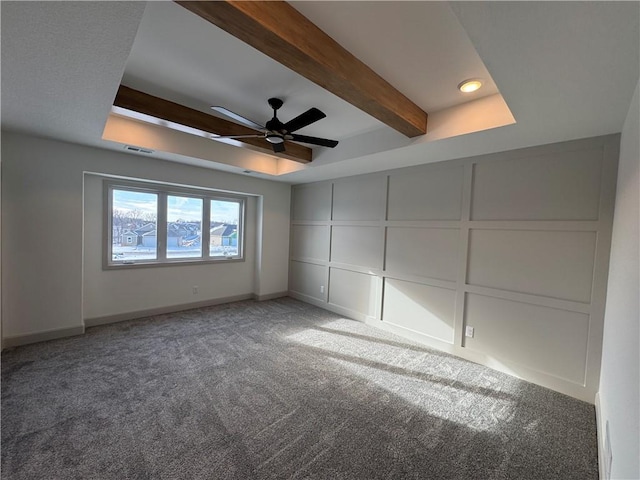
top-left (104, 179), bottom-right (245, 269)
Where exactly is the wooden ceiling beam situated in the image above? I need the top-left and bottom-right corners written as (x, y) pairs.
top-left (175, 1), bottom-right (428, 138)
top-left (113, 85), bottom-right (312, 163)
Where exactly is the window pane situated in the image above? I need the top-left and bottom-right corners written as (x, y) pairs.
top-left (167, 195), bottom-right (203, 259)
top-left (112, 189), bottom-right (158, 262)
top-left (210, 200), bottom-right (240, 257)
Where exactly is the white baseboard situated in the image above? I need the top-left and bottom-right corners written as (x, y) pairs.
top-left (288, 291), bottom-right (327, 308)
top-left (2, 325), bottom-right (85, 348)
top-left (254, 291), bottom-right (289, 301)
top-left (3, 294), bottom-right (292, 348)
top-left (288, 290), bottom-right (377, 323)
top-left (325, 302), bottom-right (377, 323)
top-left (595, 391), bottom-right (607, 480)
top-left (84, 294), bottom-right (255, 327)
top-left (370, 319), bottom-right (459, 355)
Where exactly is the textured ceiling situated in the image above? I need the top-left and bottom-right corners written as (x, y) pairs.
top-left (1, 2), bottom-right (145, 145)
top-left (290, 1), bottom-right (500, 113)
top-left (2, 1), bottom-right (638, 183)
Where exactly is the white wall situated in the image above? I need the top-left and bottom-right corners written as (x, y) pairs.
top-left (82, 176), bottom-right (257, 320)
top-left (598, 81), bottom-right (639, 480)
top-left (0, 131), bottom-right (2, 348)
top-left (1, 131), bottom-right (291, 344)
top-left (289, 135), bottom-right (620, 402)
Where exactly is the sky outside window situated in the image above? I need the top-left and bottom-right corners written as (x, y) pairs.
top-left (113, 189), bottom-right (157, 219)
top-left (211, 199), bottom-right (240, 225)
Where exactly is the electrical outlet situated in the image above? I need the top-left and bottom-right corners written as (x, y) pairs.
top-left (465, 326), bottom-right (475, 338)
top-left (192, 286), bottom-right (199, 295)
top-left (320, 285), bottom-right (325, 294)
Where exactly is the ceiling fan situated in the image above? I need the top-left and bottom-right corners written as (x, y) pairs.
top-left (210, 98), bottom-right (339, 153)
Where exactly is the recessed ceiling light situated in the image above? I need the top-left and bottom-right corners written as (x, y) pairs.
top-left (458, 79), bottom-right (483, 93)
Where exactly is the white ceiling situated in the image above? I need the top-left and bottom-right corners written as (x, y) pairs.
top-left (2, 1), bottom-right (639, 184)
top-left (122, 1), bottom-right (500, 141)
top-left (290, 1), bottom-right (500, 113)
top-left (122, 1), bottom-right (384, 142)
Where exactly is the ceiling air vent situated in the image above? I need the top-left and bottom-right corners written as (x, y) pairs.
top-left (124, 145), bottom-right (153, 154)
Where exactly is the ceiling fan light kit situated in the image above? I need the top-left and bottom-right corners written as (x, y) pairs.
top-left (210, 97), bottom-right (339, 154)
top-left (266, 134), bottom-right (284, 144)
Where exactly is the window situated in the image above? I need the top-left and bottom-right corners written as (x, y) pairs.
top-left (111, 189), bottom-right (158, 261)
top-left (106, 180), bottom-right (245, 267)
top-left (167, 195), bottom-right (203, 259)
top-left (210, 199), bottom-right (241, 258)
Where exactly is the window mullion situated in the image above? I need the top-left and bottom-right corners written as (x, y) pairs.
top-left (105, 184), bottom-right (114, 267)
top-left (157, 192), bottom-right (168, 262)
top-left (203, 198), bottom-right (211, 259)
top-left (238, 199), bottom-right (244, 258)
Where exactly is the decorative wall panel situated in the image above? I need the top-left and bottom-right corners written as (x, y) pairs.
top-left (328, 268), bottom-right (378, 317)
top-left (386, 227), bottom-right (459, 281)
top-left (332, 175), bottom-right (386, 221)
top-left (290, 225), bottom-right (329, 262)
top-left (331, 226), bottom-right (383, 270)
top-left (471, 148), bottom-right (602, 221)
top-left (292, 183), bottom-right (331, 221)
top-left (289, 135), bottom-right (618, 401)
top-left (388, 166), bottom-right (464, 220)
top-left (383, 278), bottom-right (456, 343)
top-left (464, 293), bottom-right (590, 385)
top-left (467, 229), bottom-right (597, 303)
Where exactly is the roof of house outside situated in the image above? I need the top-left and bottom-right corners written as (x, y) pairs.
top-left (210, 224), bottom-right (237, 237)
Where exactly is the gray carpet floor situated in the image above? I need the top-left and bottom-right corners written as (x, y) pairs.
top-left (2, 297), bottom-right (598, 479)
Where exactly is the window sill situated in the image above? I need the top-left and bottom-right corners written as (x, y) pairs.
top-left (103, 257), bottom-right (245, 270)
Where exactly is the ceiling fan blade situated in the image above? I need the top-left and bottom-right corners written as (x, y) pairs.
top-left (211, 106), bottom-right (265, 131)
top-left (210, 134), bottom-right (263, 139)
top-left (272, 142), bottom-right (286, 153)
top-left (283, 107), bottom-right (326, 133)
top-left (290, 134), bottom-right (339, 148)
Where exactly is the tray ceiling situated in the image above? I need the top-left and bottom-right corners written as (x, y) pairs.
top-left (2, 1), bottom-right (638, 183)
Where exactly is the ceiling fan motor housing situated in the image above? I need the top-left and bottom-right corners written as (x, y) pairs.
top-left (268, 97), bottom-right (284, 110)
top-left (266, 117), bottom-right (285, 134)
top-left (266, 98), bottom-right (287, 135)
